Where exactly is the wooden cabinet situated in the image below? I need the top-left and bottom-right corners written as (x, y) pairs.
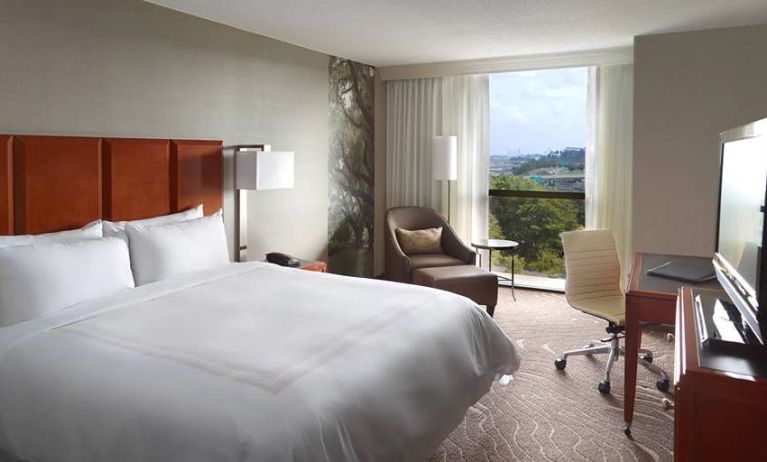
top-left (298, 259), bottom-right (327, 272)
top-left (675, 287), bottom-right (767, 461)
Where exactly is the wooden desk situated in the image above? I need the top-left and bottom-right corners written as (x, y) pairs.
top-left (624, 253), bottom-right (719, 435)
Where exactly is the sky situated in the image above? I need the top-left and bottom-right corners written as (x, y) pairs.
top-left (490, 67), bottom-right (588, 156)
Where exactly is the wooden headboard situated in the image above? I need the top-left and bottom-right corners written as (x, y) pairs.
top-left (0, 135), bottom-right (223, 236)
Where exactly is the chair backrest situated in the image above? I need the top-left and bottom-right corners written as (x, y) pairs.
top-left (386, 206), bottom-right (447, 233)
top-left (560, 229), bottom-right (623, 305)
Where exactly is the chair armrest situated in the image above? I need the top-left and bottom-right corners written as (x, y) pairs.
top-left (441, 225), bottom-right (476, 265)
top-left (385, 229), bottom-right (412, 282)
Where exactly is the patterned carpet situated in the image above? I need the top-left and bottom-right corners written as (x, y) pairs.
top-left (431, 288), bottom-right (675, 462)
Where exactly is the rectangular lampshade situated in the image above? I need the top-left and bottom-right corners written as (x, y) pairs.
top-left (432, 135), bottom-right (457, 181)
top-left (236, 149), bottom-right (294, 190)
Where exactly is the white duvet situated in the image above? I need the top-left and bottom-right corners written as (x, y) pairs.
top-left (0, 263), bottom-right (520, 462)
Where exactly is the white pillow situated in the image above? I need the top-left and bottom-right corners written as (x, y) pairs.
top-left (0, 238), bottom-right (135, 325)
top-left (103, 204), bottom-right (203, 240)
top-left (0, 220), bottom-right (103, 248)
top-left (126, 211), bottom-right (229, 285)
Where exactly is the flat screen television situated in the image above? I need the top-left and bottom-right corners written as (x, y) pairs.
top-left (714, 116), bottom-right (767, 345)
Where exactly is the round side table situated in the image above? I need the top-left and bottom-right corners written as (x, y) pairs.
top-left (471, 238), bottom-right (519, 301)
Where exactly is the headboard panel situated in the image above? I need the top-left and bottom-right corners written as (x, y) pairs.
top-left (170, 140), bottom-right (223, 215)
top-left (0, 134), bottom-right (222, 236)
top-left (0, 136), bottom-right (12, 235)
top-left (103, 138), bottom-right (171, 221)
top-left (14, 136), bottom-right (103, 235)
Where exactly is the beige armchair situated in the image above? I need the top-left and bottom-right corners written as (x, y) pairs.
top-left (385, 206), bottom-right (475, 283)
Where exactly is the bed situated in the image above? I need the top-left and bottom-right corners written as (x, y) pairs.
top-left (0, 135), bottom-right (521, 461)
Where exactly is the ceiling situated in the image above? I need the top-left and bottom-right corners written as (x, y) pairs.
top-left (144, 0), bottom-right (767, 67)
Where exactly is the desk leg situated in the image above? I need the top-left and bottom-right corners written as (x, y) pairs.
top-left (624, 295), bottom-right (640, 437)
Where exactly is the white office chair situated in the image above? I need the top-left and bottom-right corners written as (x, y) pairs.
top-left (555, 229), bottom-right (669, 394)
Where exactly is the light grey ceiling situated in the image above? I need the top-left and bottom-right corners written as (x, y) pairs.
top-left (144, 0), bottom-right (767, 67)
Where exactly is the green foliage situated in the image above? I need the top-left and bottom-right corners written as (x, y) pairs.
top-left (488, 213), bottom-right (504, 240)
top-left (490, 252), bottom-right (526, 276)
top-left (512, 156), bottom-right (560, 175)
top-left (491, 174), bottom-right (544, 191)
top-left (528, 248), bottom-right (565, 277)
top-left (489, 174), bottom-right (584, 278)
top-left (509, 149), bottom-right (585, 176)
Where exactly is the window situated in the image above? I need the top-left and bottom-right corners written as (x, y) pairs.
top-left (488, 68), bottom-right (588, 289)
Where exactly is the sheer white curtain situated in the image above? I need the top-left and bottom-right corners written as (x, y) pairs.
top-left (441, 75), bottom-right (489, 244)
top-left (386, 78), bottom-right (441, 211)
top-left (586, 64), bottom-right (634, 281)
top-left (386, 74), bottom-right (489, 244)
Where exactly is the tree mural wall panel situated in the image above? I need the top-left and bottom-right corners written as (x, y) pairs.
top-left (328, 57), bottom-right (375, 277)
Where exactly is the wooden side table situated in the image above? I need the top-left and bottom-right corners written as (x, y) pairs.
top-left (297, 259), bottom-right (327, 272)
top-left (263, 258), bottom-right (327, 272)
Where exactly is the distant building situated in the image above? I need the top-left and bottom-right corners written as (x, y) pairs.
top-left (540, 174), bottom-right (584, 192)
top-left (490, 148), bottom-right (585, 188)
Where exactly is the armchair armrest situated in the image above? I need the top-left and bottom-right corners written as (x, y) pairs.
top-left (385, 228), bottom-right (412, 282)
top-left (441, 225), bottom-right (476, 265)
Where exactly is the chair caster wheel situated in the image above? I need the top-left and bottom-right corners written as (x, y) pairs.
top-left (624, 427), bottom-right (632, 438)
top-left (641, 354), bottom-right (653, 363)
top-left (656, 378), bottom-right (670, 392)
top-left (598, 381), bottom-right (611, 394)
top-left (554, 358), bottom-right (567, 370)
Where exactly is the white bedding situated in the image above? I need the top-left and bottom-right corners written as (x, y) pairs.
top-left (0, 263), bottom-right (521, 462)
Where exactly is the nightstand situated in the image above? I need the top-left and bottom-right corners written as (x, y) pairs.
top-left (263, 254), bottom-right (327, 272)
top-left (297, 259), bottom-right (327, 272)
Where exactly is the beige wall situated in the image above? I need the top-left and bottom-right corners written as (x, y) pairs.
top-left (0, 0), bottom-right (330, 262)
top-left (633, 24), bottom-right (767, 257)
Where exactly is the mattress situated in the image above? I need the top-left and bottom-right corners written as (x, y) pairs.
top-left (0, 262), bottom-right (521, 461)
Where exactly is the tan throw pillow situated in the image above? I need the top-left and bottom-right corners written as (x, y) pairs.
top-left (395, 227), bottom-right (443, 255)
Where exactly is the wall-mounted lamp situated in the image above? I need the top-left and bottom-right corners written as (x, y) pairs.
top-left (234, 145), bottom-right (295, 262)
